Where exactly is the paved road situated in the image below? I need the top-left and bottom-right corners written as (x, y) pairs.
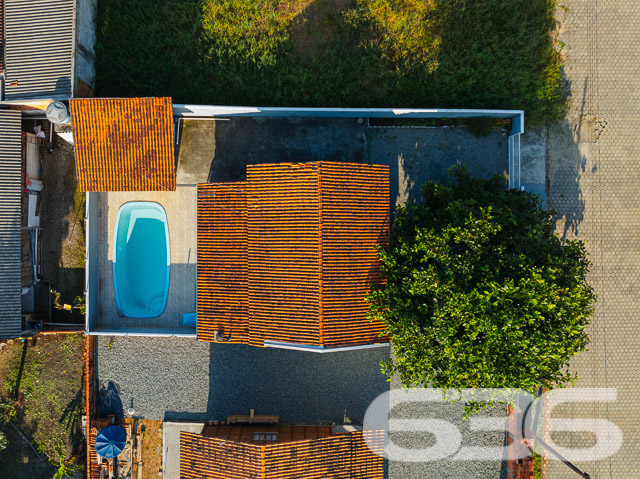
top-left (545, 1), bottom-right (640, 477)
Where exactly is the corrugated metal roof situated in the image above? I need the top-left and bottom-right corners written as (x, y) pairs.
top-left (0, 0), bottom-right (4, 75)
top-left (3, 0), bottom-right (75, 100)
top-left (70, 98), bottom-right (176, 192)
top-left (196, 162), bottom-right (389, 348)
top-left (0, 110), bottom-right (23, 339)
top-left (180, 429), bottom-right (384, 478)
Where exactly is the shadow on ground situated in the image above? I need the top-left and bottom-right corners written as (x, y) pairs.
top-left (167, 343), bottom-right (390, 424)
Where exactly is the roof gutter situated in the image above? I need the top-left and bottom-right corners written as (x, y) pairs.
top-left (263, 340), bottom-right (390, 353)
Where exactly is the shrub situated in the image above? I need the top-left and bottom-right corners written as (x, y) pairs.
top-left (367, 168), bottom-right (595, 413)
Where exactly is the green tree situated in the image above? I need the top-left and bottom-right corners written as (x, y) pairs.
top-left (367, 168), bottom-right (595, 410)
top-left (0, 429), bottom-right (7, 452)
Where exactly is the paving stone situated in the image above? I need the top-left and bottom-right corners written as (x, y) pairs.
top-left (545, 1), bottom-right (640, 477)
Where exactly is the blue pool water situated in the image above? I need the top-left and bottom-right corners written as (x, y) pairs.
top-left (113, 202), bottom-right (170, 318)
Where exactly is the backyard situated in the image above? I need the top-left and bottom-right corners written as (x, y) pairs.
top-left (95, 0), bottom-right (564, 124)
top-left (0, 335), bottom-right (85, 478)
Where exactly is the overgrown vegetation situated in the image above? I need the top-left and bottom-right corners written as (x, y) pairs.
top-left (96, 0), bottom-right (565, 124)
top-left (367, 168), bottom-right (595, 414)
top-left (0, 335), bottom-right (85, 478)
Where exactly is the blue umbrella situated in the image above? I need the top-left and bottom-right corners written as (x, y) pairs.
top-left (95, 425), bottom-right (127, 459)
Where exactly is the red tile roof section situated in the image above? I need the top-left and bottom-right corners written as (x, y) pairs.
top-left (318, 162), bottom-right (390, 347)
top-left (247, 163), bottom-right (321, 347)
top-left (197, 182), bottom-right (248, 343)
top-left (196, 161), bottom-right (389, 348)
top-left (180, 432), bottom-right (263, 479)
top-left (70, 97), bottom-right (175, 192)
top-left (180, 430), bottom-right (384, 479)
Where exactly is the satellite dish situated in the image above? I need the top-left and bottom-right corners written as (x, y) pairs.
top-left (95, 425), bottom-right (127, 459)
top-left (45, 101), bottom-right (70, 124)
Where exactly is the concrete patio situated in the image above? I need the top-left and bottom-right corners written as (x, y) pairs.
top-left (92, 186), bottom-right (197, 332)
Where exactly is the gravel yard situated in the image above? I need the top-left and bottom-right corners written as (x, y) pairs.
top-left (97, 336), bottom-right (506, 478)
top-left (388, 372), bottom-right (507, 479)
top-left (96, 336), bottom-right (390, 424)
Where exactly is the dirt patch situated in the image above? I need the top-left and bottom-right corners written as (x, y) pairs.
top-left (290, 0), bottom-right (352, 61)
top-left (141, 420), bottom-right (163, 479)
top-left (117, 418), bottom-right (164, 479)
top-left (0, 334), bottom-right (85, 478)
top-left (38, 129), bottom-right (86, 323)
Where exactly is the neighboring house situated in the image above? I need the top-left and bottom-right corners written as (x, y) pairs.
top-left (0, 0), bottom-right (96, 103)
top-left (0, 109), bottom-right (23, 339)
top-left (0, 0), bottom-right (96, 340)
top-left (1, 0), bottom-right (75, 101)
top-left (180, 423), bottom-right (384, 479)
top-left (86, 416), bottom-right (384, 479)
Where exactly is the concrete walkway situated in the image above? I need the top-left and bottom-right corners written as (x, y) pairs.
top-left (545, 1), bottom-right (640, 477)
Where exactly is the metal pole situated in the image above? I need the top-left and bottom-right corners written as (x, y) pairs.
top-left (522, 399), bottom-right (591, 479)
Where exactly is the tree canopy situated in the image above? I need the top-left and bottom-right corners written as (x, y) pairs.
top-left (368, 168), bottom-right (595, 402)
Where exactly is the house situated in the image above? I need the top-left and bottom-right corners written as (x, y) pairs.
top-left (197, 161), bottom-right (390, 350)
top-left (74, 98), bottom-right (527, 478)
top-left (179, 423), bottom-right (384, 479)
top-left (0, 0), bottom-right (95, 103)
top-left (78, 97), bottom-right (526, 342)
top-left (0, 109), bottom-right (23, 338)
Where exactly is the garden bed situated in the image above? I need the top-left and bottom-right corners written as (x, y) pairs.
top-left (0, 334), bottom-right (85, 478)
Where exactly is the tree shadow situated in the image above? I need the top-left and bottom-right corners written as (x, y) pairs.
top-left (545, 75), bottom-right (590, 241)
top-left (59, 387), bottom-right (84, 455)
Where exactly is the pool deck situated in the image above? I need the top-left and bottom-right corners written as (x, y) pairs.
top-left (97, 186), bottom-right (197, 330)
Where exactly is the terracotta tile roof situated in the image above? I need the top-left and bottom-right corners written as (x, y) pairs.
top-left (180, 429), bottom-right (384, 479)
top-left (247, 163), bottom-right (322, 346)
top-left (316, 162), bottom-right (390, 347)
top-left (197, 161), bottom-right (389, 348)
top-left (70, 97), bottom-right (175, 192)
top-left (197, 183), bottom-right (248, 343)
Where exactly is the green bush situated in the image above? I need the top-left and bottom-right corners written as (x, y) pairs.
top-left (367, 168), bottom-right (595, 413)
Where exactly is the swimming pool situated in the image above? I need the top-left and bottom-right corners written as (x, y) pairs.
top-left (113, 202), bottom-right (170, 318)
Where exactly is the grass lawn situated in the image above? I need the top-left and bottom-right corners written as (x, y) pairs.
top-left (0, 334), bottom-right (85, 478)
top-left (95, 0), bottom-right (564, 125)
